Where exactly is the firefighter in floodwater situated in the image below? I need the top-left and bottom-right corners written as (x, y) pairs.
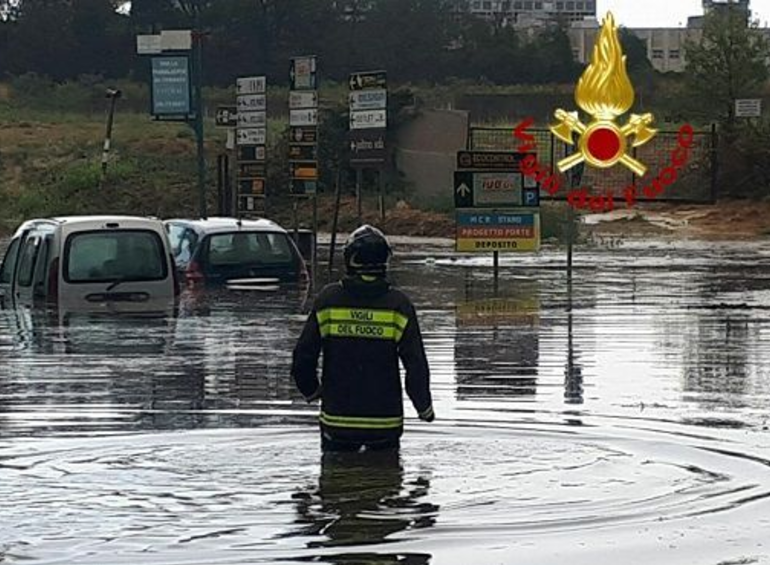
top-left (291, 225), bottom-right (434, 452)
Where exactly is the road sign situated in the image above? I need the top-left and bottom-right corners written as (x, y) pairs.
top-left (290, 56), bottom-right (317, 90)
top-left (289, 144), bottom-right (318, 162)
top-left (349, 129), bottom-right (387, 165)
top-left (160, 30), bottom-right (192, 51)
top-left (237, 76), bottom-right (266, 95)
top-left (736, 98), bottom-right (762, 118)
top-left (239, 178), bottom-right (266, 195)
top-left (456, 210), bottom-right (541, 253)
top-left (215, 105), bottom-right (237, 128)
top-left (238, 145), bottom-right (266, 162)
top-left (238, 163), bottom-right (266, 178)
top-left (454, 171), bottom-right (538, 208)
top-left (349, 89), bottom-right (387, 111)
top-left (290, 109), bottom-right (318, 127)
top-left (351, 109), bottom-right (387, 130)
top-left (290, 127), bottom-right (317, 144)
top-left (150, 56), bottom-right (191, 118)
top-left (240, 195), bottom-right (262, 212)
top-left (457, 151), bottom-right (525, 171)
top-left (237, 111), bottom-right (266, 128)
top-left (237, 94), bottom-right (266, 112)
top-left (290, 163), bottom-right (319, 180)
top-left (291, 179), bottom-right (318, 196)
top-left (349, 71), bottom-right (387, 91)
top-left (237, 128), bottom-right (266, 146)
top-left (136, 34), bottom-right (162, 55)
top-left (289, 91), bottom-right (318, 110)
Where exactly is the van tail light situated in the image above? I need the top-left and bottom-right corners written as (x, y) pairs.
top-left (47, 257), bottom-right (59, 306)
top-left (185, 261), bottom-right (205, 287)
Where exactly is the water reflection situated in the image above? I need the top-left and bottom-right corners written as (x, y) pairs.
top-left (564, 282), bottom-right (584, 406)
top-left (454, 280), bottom-right (540, 401)
top-left (291, 449), bottom-right (437, 563)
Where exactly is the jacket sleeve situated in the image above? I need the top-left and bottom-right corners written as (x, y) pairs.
top-left (398, 300), bottom-right (434, 421)
top-left (291, 307), bottom-right (323, 402)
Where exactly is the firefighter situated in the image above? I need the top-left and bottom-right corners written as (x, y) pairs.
top-left (291, 225), bottom-right (434, 452)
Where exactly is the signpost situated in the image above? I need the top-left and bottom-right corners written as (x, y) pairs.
top-left (235, 75), bottom-right (267, 217)
top-left (289, 56), bottom-right (320, 286)
top-left (454, 149), bottom-right (542, 288)
top-left (349, 70), bottom-right (388, 220)
top-left (215, 105), bottom-right (237, 128)
top-left (140, 29), bottom-right (206, 218)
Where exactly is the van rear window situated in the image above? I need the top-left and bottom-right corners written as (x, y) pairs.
top-left (64, 230), bottom-right (167, 284)
top-left (207, 232), bottom-right (294, 267)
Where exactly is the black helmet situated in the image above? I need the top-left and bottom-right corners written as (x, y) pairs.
top-left (343, 225), bottom-right (392, 276)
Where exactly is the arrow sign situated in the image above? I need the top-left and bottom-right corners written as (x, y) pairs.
top-left (454, 172), bottom-right (474, 208)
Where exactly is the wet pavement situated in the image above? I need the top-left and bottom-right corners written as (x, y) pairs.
top-left (2, 236), bottom-right (770, 564)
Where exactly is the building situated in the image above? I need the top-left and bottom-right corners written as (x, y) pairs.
top-left (569, 0), bottom-right (767, 74)
top-left (461, 0), bottom-right (597, 28)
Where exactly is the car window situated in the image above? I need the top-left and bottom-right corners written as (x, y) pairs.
top-left (167, 224), bottom-right (185, 256)
top-left (17, 236), bottom-right (41, 288)
top-left (207, 232), bottom-right (294, 267)
top-left (64, 230), bottom-right (168, 283)
top-left (32, 236), bottom-right (52, 297)
top-left (0, 238), bottom-right (21, 285)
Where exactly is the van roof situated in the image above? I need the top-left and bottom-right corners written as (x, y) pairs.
top-left (11, 215), bottom-right (164, 237)
top-left (165, 217), bottom-right (288, 235)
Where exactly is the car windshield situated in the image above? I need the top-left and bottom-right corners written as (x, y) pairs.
top-left (65, 230), bottom-right (167, 284)
top-left (207, 232), bottom-right (294, 267)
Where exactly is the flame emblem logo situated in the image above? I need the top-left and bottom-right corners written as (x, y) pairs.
top-left (550, 12), bottom-right (657, 176)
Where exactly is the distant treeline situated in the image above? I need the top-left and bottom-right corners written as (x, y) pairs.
top-left (0, 0), bottom-right (582, 86)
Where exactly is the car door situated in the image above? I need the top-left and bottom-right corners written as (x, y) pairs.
top-left (0, 237), bottom-right (22, 309)
top-left (13, 233), bottom-right (42, 308)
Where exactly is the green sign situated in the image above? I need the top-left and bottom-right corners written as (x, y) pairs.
top-left (151, 56), bottom-right (191, 118)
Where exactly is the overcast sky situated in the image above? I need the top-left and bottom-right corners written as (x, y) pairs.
top-left (599, 0), bottom-right (770, 28)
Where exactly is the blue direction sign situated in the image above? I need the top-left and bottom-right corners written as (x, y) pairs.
top-left (150, 56), bottom-right (192, 118)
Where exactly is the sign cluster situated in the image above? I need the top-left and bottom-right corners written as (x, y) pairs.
top-left (289, 56), bottom-right (319, 196)
top-left (349, 71), bottom-right (387, 166)
top-left (235, 76), bottom-right (268, 212)
top-left (454, 150), bottom-right (541, 253)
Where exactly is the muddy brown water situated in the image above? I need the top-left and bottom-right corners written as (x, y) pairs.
top-left (2, 237), bottom-right (770, 564)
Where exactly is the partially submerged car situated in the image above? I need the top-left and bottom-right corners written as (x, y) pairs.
top-left (164, 218), bottom-right (308, 288)
top-left (0, 216), bottom-right (178, 310)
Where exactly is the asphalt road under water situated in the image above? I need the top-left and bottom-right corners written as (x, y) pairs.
top-left (1, 237), bottom-right (770, 564)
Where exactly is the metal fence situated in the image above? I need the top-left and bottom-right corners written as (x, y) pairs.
top-left (468, 125), bottom-right (718, 203)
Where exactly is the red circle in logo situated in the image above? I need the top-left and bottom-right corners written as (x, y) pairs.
top-left (587, 128), bottom-right (622, 162)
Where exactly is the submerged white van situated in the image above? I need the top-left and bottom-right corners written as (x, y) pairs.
top-left (0, 216), bottom-right (178, 310)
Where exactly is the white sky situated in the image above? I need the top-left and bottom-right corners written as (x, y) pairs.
top-left (599, 0), bottom-right (770, 28)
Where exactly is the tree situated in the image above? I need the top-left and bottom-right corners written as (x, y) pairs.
top-left (685, 7), bottom-right (770, 133)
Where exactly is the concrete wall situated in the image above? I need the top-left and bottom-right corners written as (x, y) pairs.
top-left (395, 109), bottom-right (470, 209)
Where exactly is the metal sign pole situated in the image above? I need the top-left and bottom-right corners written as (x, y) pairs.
top-left (312, 195), bottom-right (319, 289)
top-left (356, 168), bottom-right (363, 224)
top-left (329, 169), bottom-right (343, 277)
top-left (378, 169), bottom-right (385, 221)
top-left (193, 28), bottom-right (206, 219)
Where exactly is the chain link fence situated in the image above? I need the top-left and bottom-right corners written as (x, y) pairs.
top-left (468, 126), bottom-right (717, 203)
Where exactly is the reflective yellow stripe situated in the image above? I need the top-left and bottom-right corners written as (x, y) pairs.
top-left (316, 308), bottom-right (408, 342)
top-left (320, 411), bottom-right (404, 429)
top-left (319, 322), bottom-right (402, 341)
top-left (317, 308), bottom-right (408, 330)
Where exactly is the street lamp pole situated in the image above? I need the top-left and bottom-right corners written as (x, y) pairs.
top-left (101, 88), bottom-right (122, 182)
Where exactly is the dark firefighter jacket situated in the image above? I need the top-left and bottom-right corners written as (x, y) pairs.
top-left (291, 276), bottom-right (433, 443)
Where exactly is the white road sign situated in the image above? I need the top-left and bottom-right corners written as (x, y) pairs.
top-left (237, 76), bottom-right (266, 95)
top-left (289, 91), bottom-right (318, 110)
top-left (238, 111), bottom-right (266, 128)
top-left (237, 94), bottom-right (266, 112)
top-left (349, 89), bottom-right (387, 111)
top-left (350, 109), bottom-right (387, 130)
top-left (735, 99), bottom-right (762, 118)
top-left (160, 30), bottom-right (192, 51)
top-left (136, 35), bottom-right (162, 55)
top-left (290, 109), bottom-right (318, 127)
top-left (237, 128), bottom-right (267, 146)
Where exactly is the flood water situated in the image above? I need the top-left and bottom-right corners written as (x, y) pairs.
top-left (2, 236), bottom-right (770, 564)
